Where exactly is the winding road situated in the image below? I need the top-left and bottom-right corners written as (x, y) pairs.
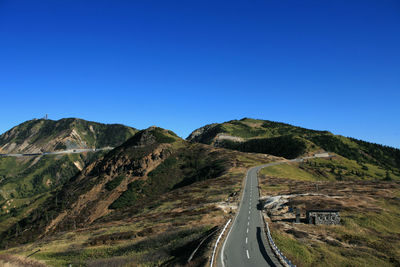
top-left (219, 154), bottom-right (331, 267)
top-left (0, 147), bottom-right (113, 157)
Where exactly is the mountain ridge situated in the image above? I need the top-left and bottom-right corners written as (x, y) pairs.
top-left (0, 117), bottom-right (399, 266)
top-left (0, 118), bottom-right (137, 154)
top-left (187, 117), bottom-right (400, 170)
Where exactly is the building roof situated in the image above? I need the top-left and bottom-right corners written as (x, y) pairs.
top-left (306, 209), bottom-right (339, 213)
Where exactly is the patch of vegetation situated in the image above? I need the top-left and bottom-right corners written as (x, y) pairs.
top-left (29, 226), bottom-right (211, 266)
top-left (151, 128), bottom-right (177, 143)
top-left (261, 155), bottom-right (400, 183)
top-left (221, 120), bottom-right (266, 138)
top-left (271, 230), bottom-right (314, 265)
top-left (54, 142), bottom-right (67, 150)
top-left (105, 175), bottom-right (125, 191)
top-left (260, 163), bottom-right (323, 181)
top-left (109, 180), bottom-right (143, 209)
top-left (220, 135), bottom-right (307, 159)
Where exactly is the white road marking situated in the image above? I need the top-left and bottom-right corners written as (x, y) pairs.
top-left (247, 221), bottom-right (250, 226)
top-left (249, 210), bottom-right (251, 214)
top-left (246, 237), bottom-right (248, 243)
top-left (247, 228), bottom-right (249, 233)
top-left (246, 249), bottom-right (250, 259)
top-left (248, 216), bottom-right (250, 220)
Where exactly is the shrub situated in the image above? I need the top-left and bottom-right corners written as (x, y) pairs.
top-left (105, 175), bottom-right (125, 191)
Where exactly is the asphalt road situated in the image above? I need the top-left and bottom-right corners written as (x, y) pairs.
top-left (219, 162), bottom-right (283, 267)
top-left (0, 147), bottom-right (113, 157)
top-left (219, 154), bottom-right (331, 267)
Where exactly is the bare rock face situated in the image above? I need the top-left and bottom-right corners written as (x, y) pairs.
top-left (187, 123), bottom-right (217, 140)
top-left (187, 123), bottom-right (221, 144)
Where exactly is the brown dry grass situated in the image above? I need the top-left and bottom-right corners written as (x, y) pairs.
top-left (0, 255), bottom-right (47, 267)
top-left (260, 171), bottom-right (400, 266)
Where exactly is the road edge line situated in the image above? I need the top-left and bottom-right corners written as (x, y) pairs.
top-left (218, 167), bottom-right (252, 267)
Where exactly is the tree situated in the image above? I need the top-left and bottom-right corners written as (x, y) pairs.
top-left (385, 170), bottom-right (392, 181)
top-left (15, 223), bottom-right (20, 238)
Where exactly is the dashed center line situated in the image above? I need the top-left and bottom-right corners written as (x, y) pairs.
top-left (246, 228), bottom-right (249, 233)
top-left (246, 249), bottom-right (250, 259)
top-left (246, 237), bottom-right (248, 244)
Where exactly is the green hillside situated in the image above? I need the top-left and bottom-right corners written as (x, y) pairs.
top-left (188, 118), bottom-right (400, 172)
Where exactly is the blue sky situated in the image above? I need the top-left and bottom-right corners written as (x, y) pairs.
top-left (0, 0), bottom-right (399, 147)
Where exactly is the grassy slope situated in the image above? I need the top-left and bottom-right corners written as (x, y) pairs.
top-left (189, 118), bottom-right (400, 171)
top-left (259, 155), bottom-right (400, 182)
top-left (0, 152), bottom-right (111, 234)
top-left (259, 156), bottom-right (400, 267)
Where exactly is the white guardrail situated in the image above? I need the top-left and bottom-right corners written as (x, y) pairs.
top-left (210, 218), bottom-right (231, 267)
top-left (264, 220), bottom-right (296, 267)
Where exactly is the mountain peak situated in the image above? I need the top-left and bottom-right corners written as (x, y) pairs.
top-left (121, 127), bottom-right (180, 149)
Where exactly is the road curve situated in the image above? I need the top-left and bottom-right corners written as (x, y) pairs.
top-left (218, 155), bottom-right (330, 267)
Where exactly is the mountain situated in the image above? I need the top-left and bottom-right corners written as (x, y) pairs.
top-left (2, 127), bottom-right (230, 239)
top-left (0, 118), bottom-right (137, 236)
top-left (1, 118), bottom-right (399, 266)
top-left (0, 118), bottom-right (138, 154)
top-left (188, 118), bottom-right (400, 171)
top-left (0, 126), bottom-right (277, 266)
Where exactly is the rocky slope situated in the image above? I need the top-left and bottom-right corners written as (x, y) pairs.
top-left (0, 118), bottom-right (137, 154)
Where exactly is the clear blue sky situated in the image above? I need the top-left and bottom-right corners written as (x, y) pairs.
top-left (1, 0), bottom-right (399, 148)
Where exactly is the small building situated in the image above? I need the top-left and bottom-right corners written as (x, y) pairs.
top-left (306, 210), bottom-right (340, 225)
